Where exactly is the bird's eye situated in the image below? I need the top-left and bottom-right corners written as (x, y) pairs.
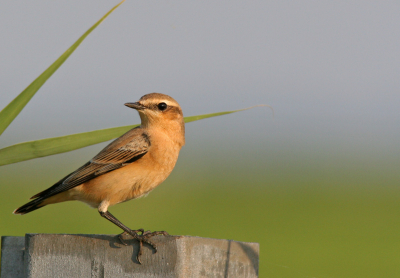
top-left (157, 102), bottom-right (168, 111)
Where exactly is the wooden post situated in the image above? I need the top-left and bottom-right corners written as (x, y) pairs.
top-left (1, 234), bottom-right (259, 277)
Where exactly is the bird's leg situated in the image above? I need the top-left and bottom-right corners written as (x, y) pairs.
top-left (99, 210), bottom-right (143, 237)
top-left (99, 210), bottom-right (167, 264)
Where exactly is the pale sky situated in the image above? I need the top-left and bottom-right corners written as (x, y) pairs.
top-left (0, 1), bottom-right (399, 168)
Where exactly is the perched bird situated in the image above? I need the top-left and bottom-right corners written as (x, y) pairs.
top-left (14, 92), bottom-right (185, 263)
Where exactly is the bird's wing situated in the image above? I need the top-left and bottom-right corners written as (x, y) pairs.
top-left (31, 127), bottom-right (150, 199)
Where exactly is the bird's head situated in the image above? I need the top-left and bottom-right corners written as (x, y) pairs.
top-left (125, 93), bottom-right (185, 141)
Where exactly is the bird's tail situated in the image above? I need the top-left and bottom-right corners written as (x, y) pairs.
top-left (13, 197), bottom-right (46, 215)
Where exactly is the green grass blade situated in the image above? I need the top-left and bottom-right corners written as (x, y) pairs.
top-left (0, 125), bottom-right (137, 166)
top-left (0, 105), bottom-right (270, 166)
top-left (184, 105), bottom-right (272, 123)
top-left (0, 1), bottom-right (125, 137)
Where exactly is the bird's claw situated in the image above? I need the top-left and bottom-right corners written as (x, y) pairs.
top-left (117, 229), bottom-right (169, 264)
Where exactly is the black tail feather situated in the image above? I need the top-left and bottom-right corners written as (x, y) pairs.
top-left (13, 198), bottom-right (46, 215)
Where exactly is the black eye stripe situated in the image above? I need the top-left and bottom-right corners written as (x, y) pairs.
top-left (157, 102), bottom-right (168, 111)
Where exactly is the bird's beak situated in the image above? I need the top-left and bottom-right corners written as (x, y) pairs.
top-left (125, 102), bottom-right (146, 110)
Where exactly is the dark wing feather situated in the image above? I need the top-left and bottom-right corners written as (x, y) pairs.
top-left (31, 127), bottom-right (150, 199)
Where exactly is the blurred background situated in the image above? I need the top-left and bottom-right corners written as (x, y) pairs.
top-left (0, 1), bottom-right (399, 277)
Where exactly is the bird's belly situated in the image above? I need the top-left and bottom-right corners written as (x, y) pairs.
top-left (73, 157), bottom-right (176, 208)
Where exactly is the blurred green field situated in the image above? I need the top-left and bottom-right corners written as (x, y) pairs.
top-left (1, 147), bottom-right (399, 277)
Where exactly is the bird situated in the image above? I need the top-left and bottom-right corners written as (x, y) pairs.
top-left (13, 92), bottom-right (185, 264)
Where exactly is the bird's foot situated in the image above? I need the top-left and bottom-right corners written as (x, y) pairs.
top-left (118, 229), bottom-right (144, 246)
top-left (117, 229), bottom-right (169, 264)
